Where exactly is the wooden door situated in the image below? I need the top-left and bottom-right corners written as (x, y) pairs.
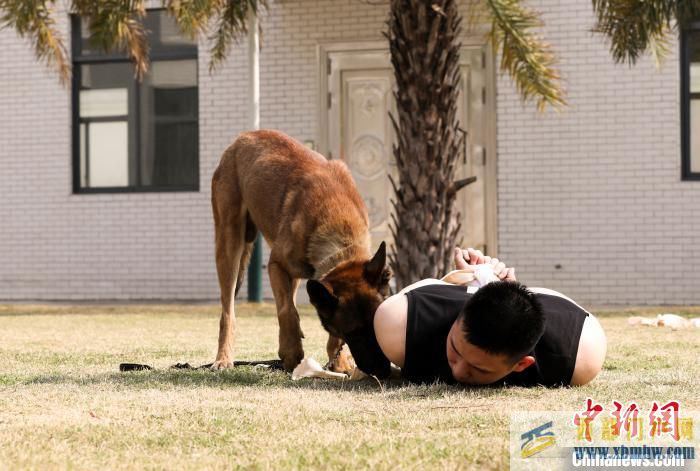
top-left (322, 43), bottom-right (495, 255)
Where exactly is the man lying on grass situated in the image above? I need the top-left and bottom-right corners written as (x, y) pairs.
top-left (373, 248), bottom-right (607, 387)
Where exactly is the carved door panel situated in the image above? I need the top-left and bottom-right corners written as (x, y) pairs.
top-left (327, 50), bottom-right (396, 254)
top-left (325, 45), bottom-right (493, 256)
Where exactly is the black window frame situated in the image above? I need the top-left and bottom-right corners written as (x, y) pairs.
top-left (71, 9), bottom-right (200, 194)
top-left (681, 21), bottom-right (700, 181)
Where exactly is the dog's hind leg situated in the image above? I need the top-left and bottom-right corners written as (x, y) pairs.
top-left (211, 171), bottom-right (247, 370)
top-left (268, 258), bottom-right (305, 371)
top-left (234, 212), bottom-right (258, 297)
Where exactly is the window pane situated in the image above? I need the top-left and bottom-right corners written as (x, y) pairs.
top-left (79, 11), bottom-right (196, 57)
top-left (79, 63), bottom-right (136, 188)
top-left (689, 30), bottom-right (700, 175)
top-left (144, 12), bottom-right (197, 55)
top-left (139, 60), bottom-right (198, 187)
top-left (690, 29), bottom-right (700, 93)
top-left (692, 100), bottom-right (700, 173)
top-left (80, 62), bottom-right (133, 94)
top-left (80, 89), bottom-right (128, 118)
top-left (691, 64), bottom-right (700, 94)
top-left (79, 123), bottom-right (87, 188)
top-left (84, 121), bottom-right (129, 187)
top-left (78, 18), bottom-right (127, 56)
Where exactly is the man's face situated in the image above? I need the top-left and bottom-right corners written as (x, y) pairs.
top-left (446, 318), bottom-right (533, 385)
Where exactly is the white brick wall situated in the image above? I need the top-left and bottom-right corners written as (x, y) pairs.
top-left (1, 0), bottom-right (698, 305)
top-left (496, 0), bottom-right (700, 305)
top-left (0, 0), bottom-right (389, 302)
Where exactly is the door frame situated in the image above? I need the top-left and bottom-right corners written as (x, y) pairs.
top-left (316, 39), bottom-right (499, 255)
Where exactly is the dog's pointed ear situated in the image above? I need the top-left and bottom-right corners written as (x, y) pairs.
top-left (306, 280), bottom-right (338, 311)
top-left (364, 241), bottom-right (389, 284)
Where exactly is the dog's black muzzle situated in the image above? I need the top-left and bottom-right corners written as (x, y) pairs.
top-left (343, 327), bottom-right (391, 379)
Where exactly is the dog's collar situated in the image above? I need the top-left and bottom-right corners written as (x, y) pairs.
top-left (314, 244), bottom-right (365, 279)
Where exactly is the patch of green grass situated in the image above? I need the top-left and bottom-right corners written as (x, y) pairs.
top-left (0, 303), bottom-right (698, 469)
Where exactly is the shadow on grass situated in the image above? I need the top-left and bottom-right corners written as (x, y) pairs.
top-left (15, 367), bottom-right (393, 393)
top-left (6, 367), bottom-right (520, 397)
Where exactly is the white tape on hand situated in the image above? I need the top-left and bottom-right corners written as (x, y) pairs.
top-left (470, 264), bottom-right (500, 288)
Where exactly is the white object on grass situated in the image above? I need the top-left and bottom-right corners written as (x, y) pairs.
top-left (291, 357), bottom-right (349, 381)
top-left (657, 314), bottom-right (690, 329)
top-left (628, 314), bottom-right (699, 330)
top-left (291, 358), bottom-right (397, 382)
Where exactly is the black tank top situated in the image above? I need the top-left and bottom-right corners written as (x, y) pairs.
top-left (402, 284), bottom-right (589, 387)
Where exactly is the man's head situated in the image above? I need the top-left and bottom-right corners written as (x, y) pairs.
top-left (446, 281), bottom-right (545, 385)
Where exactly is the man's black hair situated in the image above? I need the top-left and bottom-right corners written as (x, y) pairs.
top-left (459, 281), bottom-right (545, 362)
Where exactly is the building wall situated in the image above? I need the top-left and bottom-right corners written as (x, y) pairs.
top-left (0, 0), bottom-right (389, 301)
top-left (1, 0), bottom-right (698, 305)
top-left (496, 0), bottom-right (700, 304)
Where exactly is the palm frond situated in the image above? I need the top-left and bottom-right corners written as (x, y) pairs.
top-left (648, 28), bottom-right (672, 69)
top-left (591, 0), bottom-right (670, 65)
top-left (592, 0), bottom-right (700, 66)
top-left (208, 0), bottom-right (266, 72)
top-left (72, 0), bottom-right (149, 78)
top-left (0, 0), bottom-right (70, 84)
top-left (164, 0), bottom-right (223, 39)
top-left (485, 0), bottom-right (566, 111)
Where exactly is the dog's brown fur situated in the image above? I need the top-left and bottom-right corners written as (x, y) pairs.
top-left (211, 129), bottom-right (391, 374)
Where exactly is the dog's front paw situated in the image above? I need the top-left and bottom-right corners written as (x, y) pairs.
top-left (279, 345), bottom-right (304, 372)
top-left (210, 357), bottom-right (234, 370)
top-left (329, 348), bottom-right (356, 375)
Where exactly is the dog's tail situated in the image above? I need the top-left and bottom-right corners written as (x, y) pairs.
top-left (234, 212), bottom-right (259, 297)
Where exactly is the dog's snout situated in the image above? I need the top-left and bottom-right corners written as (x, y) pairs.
top-left (345, 330), bottom-right (391, 379)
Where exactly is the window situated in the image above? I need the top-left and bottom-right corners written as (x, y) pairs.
top-left (682, 22), bottom-right (700, 180)
top-left (72, 10), bottom-right (199, 192)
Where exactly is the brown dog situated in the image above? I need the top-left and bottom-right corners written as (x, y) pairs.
top-left (211, 130), bottom-right (392, 377)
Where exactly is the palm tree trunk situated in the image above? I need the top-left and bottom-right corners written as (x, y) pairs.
top-left (386, 0), bottom-right (471, 289)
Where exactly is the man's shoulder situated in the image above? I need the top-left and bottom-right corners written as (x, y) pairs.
top-left (374, 294), bottom-right (409, 367)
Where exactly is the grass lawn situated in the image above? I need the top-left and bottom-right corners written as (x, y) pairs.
top-left (1, 303), bottom-right (699, 470)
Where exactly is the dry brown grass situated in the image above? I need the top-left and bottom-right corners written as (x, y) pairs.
top-left (0, 303), bottom-right (698, 470)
